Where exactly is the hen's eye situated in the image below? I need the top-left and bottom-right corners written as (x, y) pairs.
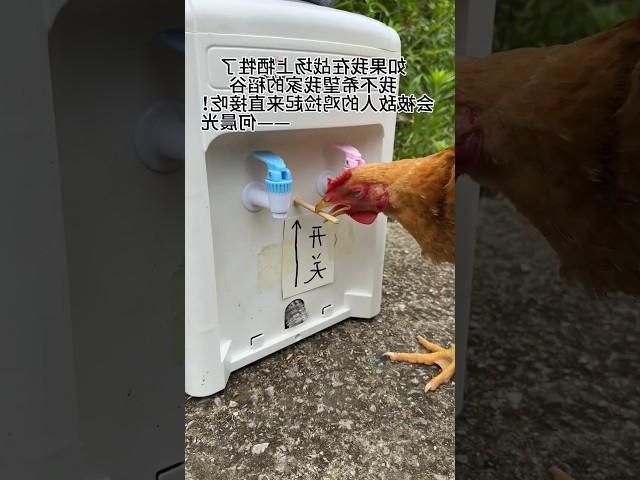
top-left (349, 189), bottom-right (365, 199)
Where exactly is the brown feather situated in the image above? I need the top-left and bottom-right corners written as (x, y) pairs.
top-left (348, 148), bottom-right (456, 263)
top-left (458, 17), bottom-right (640, 295)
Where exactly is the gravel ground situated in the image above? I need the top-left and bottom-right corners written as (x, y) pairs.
top-left (457, 197), bottom-right (640, 480)
top-left (185, 221), bottom-right (455, 480)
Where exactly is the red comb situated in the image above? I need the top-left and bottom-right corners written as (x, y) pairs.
top-left (327, 169), bottom-right (352, 191)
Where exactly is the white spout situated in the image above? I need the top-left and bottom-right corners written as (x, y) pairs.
top-left (135, 101), bottom-right (184, 173)
top-left (242, 182), bottom-right (292, 219)
top-left (316, 170), bottom-right (335, 197)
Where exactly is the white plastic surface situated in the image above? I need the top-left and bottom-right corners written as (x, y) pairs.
top-left (185, 0), bottom-right (400, 52)
top-left (186, 0), bottom-right (400, 397)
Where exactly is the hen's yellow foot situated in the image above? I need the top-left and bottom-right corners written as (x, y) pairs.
top-left (384, 336), bottom-right (455, 392)
top-left (549, 466), bottom-right (575, 480)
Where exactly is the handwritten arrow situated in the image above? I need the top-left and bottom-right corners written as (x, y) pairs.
top-left (291, 219), bottom-right (302, 287)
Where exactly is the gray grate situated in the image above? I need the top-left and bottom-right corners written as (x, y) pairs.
top-left (284, 299), bottom-right (308, 329)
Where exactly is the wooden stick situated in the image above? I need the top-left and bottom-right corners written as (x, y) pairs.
top-left (293, 198), bottom-right (340, 224)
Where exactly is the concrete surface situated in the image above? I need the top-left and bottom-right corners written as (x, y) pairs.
top-left (457, 196), bottom-right (640, 480)
top-left (185, 221), bottom-right (455, 480)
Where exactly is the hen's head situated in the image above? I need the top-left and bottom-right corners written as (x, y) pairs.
top-left (314, 168), bottom-right (390, 225)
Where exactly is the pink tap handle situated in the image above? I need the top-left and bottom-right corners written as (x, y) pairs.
top-left (332, 144), bottom-right (365, 169)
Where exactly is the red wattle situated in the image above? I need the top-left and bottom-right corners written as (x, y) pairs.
top-left (349, 212), bottom-right (379, 224)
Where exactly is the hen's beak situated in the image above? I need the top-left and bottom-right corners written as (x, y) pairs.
top-left (315, 198), bottom-right (351, 218)
top-left (329, 205), bottom-right (351, 217)
top-left (315, 198), bottom-right (332, 213)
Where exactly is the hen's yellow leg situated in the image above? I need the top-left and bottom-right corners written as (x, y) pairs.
top-left (384, 336), bottom-right (455, 392)
top-left (549, 466), bottom-right (575, 480)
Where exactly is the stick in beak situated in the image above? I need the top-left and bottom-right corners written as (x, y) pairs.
top-left (314, 198), bottom-right (332, 213)
top-left (328, 205), bottom-right (350, 217)
top-left (293, 198), bottom-right (340, 224)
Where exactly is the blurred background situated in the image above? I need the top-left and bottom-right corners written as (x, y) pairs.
top-left (457, 3), bottom-right (640, 479)
top-left (482, 0), bottom-right (640, 200)
top-left (335, 0), bottom-right (455, 159)
top-left (334, 0), bottom-right (638, 160)
top-left (494, 0), bottom-right (640, 50)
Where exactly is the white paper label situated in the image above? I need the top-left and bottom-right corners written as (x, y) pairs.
top-left (282, 214), bottom-right (335, 299)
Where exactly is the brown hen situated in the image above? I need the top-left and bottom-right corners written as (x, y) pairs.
top-left (457, 16), bottom-right (640, 480)
top-left (457, 17), bottom-right (640, 295)
top-left (315, 147), bottom-right (456, 392)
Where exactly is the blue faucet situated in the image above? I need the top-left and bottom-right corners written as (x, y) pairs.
top-left (242, 151), bottom-right (293, 219)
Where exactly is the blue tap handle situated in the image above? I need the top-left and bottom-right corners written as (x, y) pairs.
top-left (252, 151), bottom-right (293, 194)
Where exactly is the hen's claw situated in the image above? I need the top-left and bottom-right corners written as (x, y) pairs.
top-left (384, 336), bottom-right (455, 392)
top-left (548, 466), bottom-right (575, 480)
